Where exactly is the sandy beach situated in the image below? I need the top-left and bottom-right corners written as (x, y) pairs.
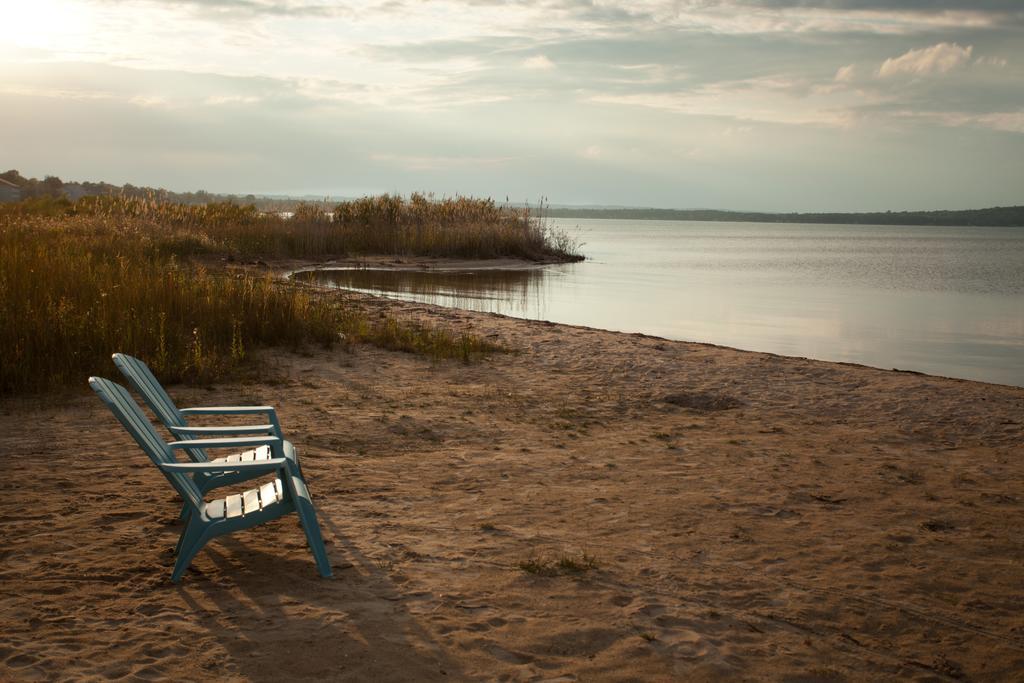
top-left (2, 286), bottom-right (1023, 681)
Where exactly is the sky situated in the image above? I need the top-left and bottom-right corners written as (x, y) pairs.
top-left (1, 0), bottom-right (1022, 211)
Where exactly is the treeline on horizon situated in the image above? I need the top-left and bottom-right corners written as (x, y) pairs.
top-left (0, 169), bottom-right (313, 212)
top-left (544, 205), bottom-right (1024, 227)
top-left (6, 168), bottom-right (1020, 227)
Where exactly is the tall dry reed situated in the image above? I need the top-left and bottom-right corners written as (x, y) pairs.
top-left (0, 214), bottom-right (340, 394)
top-left (0, 195), bottom-right (520, 395)
top-left (67, 193), bottom-right (582, 261)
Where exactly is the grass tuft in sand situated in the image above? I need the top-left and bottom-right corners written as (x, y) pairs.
top-left (518, 553), bottom-right (598, 577)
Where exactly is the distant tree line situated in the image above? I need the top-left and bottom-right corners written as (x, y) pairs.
top-left (3, 169), bottom-right (1021, 225)
top-left (543, 206), bottom-right (1024, 227)
top-left (0, 169), bottom-right (321, 212)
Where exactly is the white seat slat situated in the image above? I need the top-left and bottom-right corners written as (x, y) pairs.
top-left (262, 481), bottom-right (282, 507)
top-left (225, 494), bottom-right (243, 518)
top-left (259, 481), bottom-right (278, 508)
top-left (274, 479), bottom-right (283, 501)
top-left (206, 499), bottom-right (226, 519)
top-left (210, 447), bottom-right (276, 467)
top-left (243, 488), bottom-right (260, 515)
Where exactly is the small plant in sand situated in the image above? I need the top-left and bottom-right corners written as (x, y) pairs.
top-left (340, 313), bottom-right (505, 363)
top-left (374, 557), bottom-right (396, 572)
top-left (517, 552), bottom-right (598, 577)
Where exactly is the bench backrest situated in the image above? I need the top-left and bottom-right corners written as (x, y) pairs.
top-left (89, 376), bottom-right (203, 510)
top-left (112, 353), bottom-right (208, 463)
top-left (112, 353), bottom-right (185, 427)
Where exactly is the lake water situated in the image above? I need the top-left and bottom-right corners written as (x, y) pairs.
top-left (294, 219), bottom-right (1024, 387)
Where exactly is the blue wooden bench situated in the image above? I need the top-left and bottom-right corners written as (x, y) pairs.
top-left (89, 376), bottom-right (332, 583)
top-left (112, 353), bottom-right (301, 517)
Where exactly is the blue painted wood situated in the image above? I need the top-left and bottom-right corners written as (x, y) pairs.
top-left (112, 353), bottom-right (284, 441)
top-left (111, 353), bottom-right (300, 522)
top-left (180, 405), bottom-right (277, 415)
top-left (178, 406), bottom-right (284, 438)
top-left (168, 424), bottom-right (276, 436)
top-left (89, 376), bottom-right (333, 583)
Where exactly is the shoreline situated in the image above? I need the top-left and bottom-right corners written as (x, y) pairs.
top-left (2, 282), bottom-right (1023, 680)
top-left (279, 258), bottom-right (1021, 391)
top-left (279, 255), bottom-right (561, 281)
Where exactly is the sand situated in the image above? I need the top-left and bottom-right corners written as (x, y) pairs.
top-left (2, 285), bottom-right (1023, 681)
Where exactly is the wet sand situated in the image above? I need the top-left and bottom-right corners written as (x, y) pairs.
top-left (2, 287), bottom-right (1023, 681)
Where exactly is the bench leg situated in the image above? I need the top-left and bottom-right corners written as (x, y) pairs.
top-left (171, 524), bottom-right (209, 583)
top-left (295, 500), bottom-right (333, 578)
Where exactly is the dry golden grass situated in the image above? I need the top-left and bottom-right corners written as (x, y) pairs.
top-left (328, 193), bottom-right (580, 260)
top-left (0, 193), bottom-right (545, 394)
top-left (66, 193), bottom-right (582, 261)
top-left (0, 213), bottom-right (340, 394)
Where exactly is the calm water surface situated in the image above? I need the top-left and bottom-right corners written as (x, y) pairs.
top-left (295, 220), bottom-right (1024, 386)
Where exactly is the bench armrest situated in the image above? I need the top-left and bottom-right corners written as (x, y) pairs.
top-left (180, 406), bottom-right (277, 416)
top-left (178, 406), bottom-right (283, 438)
top-left (168, 435), bottom-right (279, 449)
top-left (167, 436), bottom-right (284, 460)
top-left (168, 424), bottom-right (276, 436)
top-left (159, 458), bottom-right (288, 474)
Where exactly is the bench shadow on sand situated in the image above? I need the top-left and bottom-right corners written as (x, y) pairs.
top-left (175, 509), bottom-right (462, 681)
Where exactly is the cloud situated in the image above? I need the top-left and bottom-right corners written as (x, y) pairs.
top-left (975, 55), bottom-right (1008, 67)
top-left (834, 64), bottom-right (856, 82)
top-left (203, 94), bottom-right (263, 105)
top-left (369, 153), bottom-right (517, 171)
top-left (878, 42), bottom-right (973, 77)
top-left (734, 1), bottom-right (1020, 10)
top-left (974, 111), bottom-right (1024, 133)
top-left (522, 55), bottom-right (555, 70)
top-left (591, 74), bottom-right (859, 128)
top-left (721, 125), bottom-right (754, 137)
top-left (4, 0), bottom-right (1023, 210)
top-left (926, 110), bottom-right (1024, 134)
top-left (122, 0), bottom-right (346, 18)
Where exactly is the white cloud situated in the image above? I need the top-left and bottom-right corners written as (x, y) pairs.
top-left (893, 109), bottom-right (1024, 135)
top-left (878, 43), bottom-right (973, 78)
top-left (834, 64), bottom-right (856, 83)
top-left (975, 111), bottom-right (1024, 134)
top-left (522, 55), bottom-right (555, 70)
top-left (581, 145), bottom-right (601, 159)
top-left (369, 153), bottom-right (516, 171)
top-left (975, 55), bottom-right (1008, 68)
top-left (204, 94), bottom-right (262, 106)
top-left (591, 76), bottom-right (858, 128)
top-left (721, 125), bottom-right (753, 138)
top-left (129, 95), bottom-right (168, 107)
top-left (946, 111), bottom-right (1024, 134)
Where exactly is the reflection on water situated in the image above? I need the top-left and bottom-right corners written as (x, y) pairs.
top-left (294, 268), bottom-right (548, 315)
top-left (294, 219), bottom-right (1024, 387)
